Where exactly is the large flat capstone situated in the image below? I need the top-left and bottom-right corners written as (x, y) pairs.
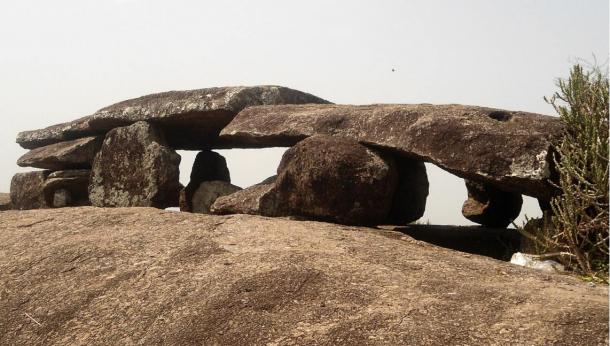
top-left (220, 104), bottom-right (564, 199)
top-left (16, 86), bottom-right (330, 150)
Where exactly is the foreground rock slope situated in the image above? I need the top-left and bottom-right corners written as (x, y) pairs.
top-left (0, 208), bottom-right (607, 345)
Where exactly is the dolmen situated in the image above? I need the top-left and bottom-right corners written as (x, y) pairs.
top-left (11, 85), bottom-right (565, 228)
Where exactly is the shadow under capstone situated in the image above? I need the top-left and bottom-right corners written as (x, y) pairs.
top-left (389, 224), bottom-right (522, 261)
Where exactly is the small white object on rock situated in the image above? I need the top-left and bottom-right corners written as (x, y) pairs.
top-left (510, 252), bottom-right (565, 273)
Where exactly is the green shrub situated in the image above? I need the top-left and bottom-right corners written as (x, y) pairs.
top-left (523, 64), bottom-right (608, 282)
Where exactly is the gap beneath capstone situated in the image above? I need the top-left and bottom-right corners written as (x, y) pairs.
top-left (171, 148), bottom-right (542, 228)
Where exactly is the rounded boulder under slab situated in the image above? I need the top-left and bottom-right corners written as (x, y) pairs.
top-left (274, 135), bottom-right (398, 226)
top-left (462, 180), bottom-right (523, 228)
top-left (179, 150), bottom-right (231, 212)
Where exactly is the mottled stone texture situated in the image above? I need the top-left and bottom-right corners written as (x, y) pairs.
top-left (220, 104), bottom-right (564, 200)
top-left (0, 193), bottom-right (12, 211)
top-left (89, 121), bottom-right (181, 208)
top-left (388, 158), bottom-right (429, 224)
top-left (211, 176), bottom-right (279, 216)
top-left (179, 151), bottom-right (231, 212)
top-left (1, 208), bottom-right (607, 345)
top-left (43, 170), bottom-right (91, 208)
top-left (10, 171), bottom-right (50, 210)
top-left (274, 135), bottom-right (398, 226)
top-left (462, 180), bottom-right (523, 228)
top-left (17, 86), bottom-right (331, 150)
top-left (190, 181), bottom-right (242, 214)
top-left (17, 136), bottom-right (102, 170)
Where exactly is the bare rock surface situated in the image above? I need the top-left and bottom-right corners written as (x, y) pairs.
top-left (0, 193), bottom-right (11, 211)
top-left (220, 104), bottom-right (564, 200)
top-left (180, 151), bottom-right (231, 212)
top-left (17, 136), bottom-right (102, 170)
top-left (462, 180), bottom-right (523, 227)
top-left (43, 170), bottom-right (91, 208)
top-left (0, 207), bottom-right (607, 345)
top-left (10, 171), bottom-right (50, 210)
top-left (89, 121), bottom-right (181, 208)
top-left (17, 86), bottom-right (330, 150)
top-left (275, 135), bottom-right (398, 225)
top-left (190, 181), bottom-right (242, 214)
top-left (388, 158), bottom-right (429, 224)
top-left (211, 177), bottom-right (279, 216)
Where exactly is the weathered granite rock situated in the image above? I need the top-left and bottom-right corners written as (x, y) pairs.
top-left (274, 135), bottom-right (398, 226)
top-left (220, 104), bottom-right (564, 200)
top-left (1, 207), bottom-right (607, 345)
top-left (0, 193), bottom-right (11, 211)
top-left (17, 86), bottom-right (331, 150)
top-left (190, 181), bottom-right (242, 214)
top-left (388, 158), bottom-right (429, 224)
top-left (462, 180), bottom-right (523, 228)
top-left (10, 171), bottom-right (50, 210)
top-left (15, 116), bottom-right (94, 150)
top-left (180, 151), bottom-right (231, 212)
top-left (89, 121), bottom-right (181, 208)
top-left (17, 136), bottom-right (102, 170)
top-left (43, 170), bottom-right (91, 208)
top-left (211, 176), bottom-right (279, 216)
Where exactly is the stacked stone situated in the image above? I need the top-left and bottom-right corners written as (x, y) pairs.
top-left (11, 86), bottom-right (330, 210)
top-left (11, 85), bottom-right (563, 228)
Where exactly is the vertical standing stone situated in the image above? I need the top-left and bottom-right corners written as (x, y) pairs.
top-left (89, 121), bottom-right (181, 208)
top-left (462, 180), bottom-right (523, 228)
top-left (179, 151), bottom-right (231, 212)
top-left (10, 171), bottom-right (50, 210)
top-left (388, 158), bottom-right (429, 224)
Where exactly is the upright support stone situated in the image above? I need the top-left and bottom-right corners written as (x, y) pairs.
top-left (388, 158), bottom-right (429, 224)
top-left (10, 171), bottom-right (50, 210)
top-left (462, 180), bottom-right (523, 228)
top-left (179, 151), bottom-right (231, 212)
top-left (89, 121), bottom-right (181, 208)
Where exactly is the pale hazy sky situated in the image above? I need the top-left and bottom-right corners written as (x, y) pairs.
top-left (0, 1), bottom-right (607, 225)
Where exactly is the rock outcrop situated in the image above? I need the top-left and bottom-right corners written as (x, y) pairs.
top-left (10, 171), bottom-right (50, 210)
top-left (274, 135), bottom-right (398, 225)
top-left (0, 207), bottom-right (607, 345)
top-left (211, 176), bottom-right (279, 216)
top-left (388, 158), bottom-right (429, 224)
top-left (190, 181), bottom-right (242, 214)
top-left (462, 180), bottom-right (523, 227)
top-left (180, 151), bottom-right (231, 212)
top-left (89, 121), bottom-right (181, 208)
top-left (43, 170), bottom-right (91, 208)
top-left (16, 86), bottom-right (330, 150)
top-left (17, 136), bottom-right (102, 170)
top-left (220, 104), bottom-right (564, 200)
top-left (0, 193), bottom-right (11, 211)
